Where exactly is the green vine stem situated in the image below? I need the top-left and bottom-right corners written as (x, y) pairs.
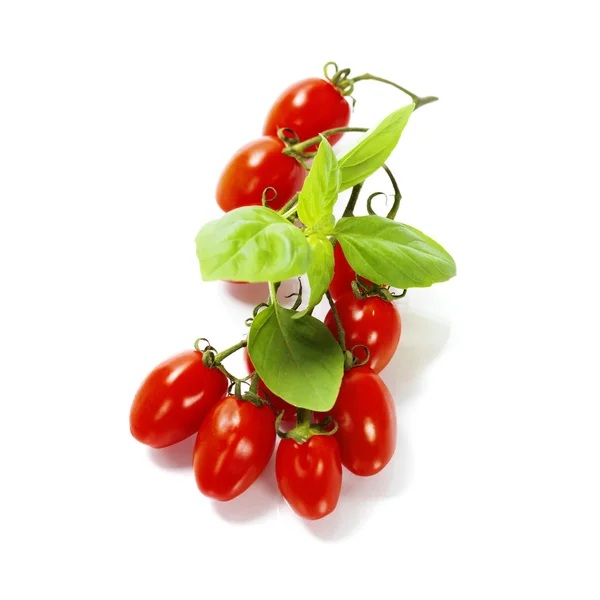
top-left (342, 181), bottom-right (365, 218)
top-left (325, 290), bottom-right (355, 370)
top-left (268, 281), bottom-right (279, 305)
top-left (296, 408), bottom-right (310, 427)
top-left (350, 74), bottom-right (438, 110)
top-left (277, 193), bottom-right (299, 216)
top-left (195, 337), bottom-right (252, 390)
top-left (365, 164), bottom-right (402, 220)
top-left (324, 61), bottom-right (438, 110)
top-left (285, 278), bottom-right (304, 310)
top-left (282, 126), bottom-right (368, 160)
top-left (325, 291), bottom-right (345, 353)
top-left (212, 339), bottom-right (247, 364)
top-left (382, 164), bottom-right (401, 219)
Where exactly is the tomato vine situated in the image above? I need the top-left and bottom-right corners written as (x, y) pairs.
top-left (130, 60), bottom-right (455, 519)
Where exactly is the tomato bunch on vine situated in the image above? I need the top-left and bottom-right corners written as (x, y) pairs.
top-left (130, 61), bottom-right (455, 520)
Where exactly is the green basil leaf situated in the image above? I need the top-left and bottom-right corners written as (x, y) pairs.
top-left (333, 215), bottom-right (456, 288)
top-left (305, 236), bottom-right (335, 310)
top-left (297, 137), bottom-right (340, 227)
top-left (248, 304), bottom-right (344, 411)
top-left (338, 104), bottom-right (414, 191)
top-left (196, 206), bottom-right (311, 282)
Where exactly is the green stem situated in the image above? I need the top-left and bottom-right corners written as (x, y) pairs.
top-left (342, 182), bottom-right (364, 218)
top-left (277, 193), bottom-right (299, 216)
top-left (382, 164), bottom-right (402, 219)
top-left (283, 127), bottom-right (368, 156)
top-left (281, 207), bottom-right (298, 220)
top-left (216, 363), bottom-right (238, 383)
top-left (213, 339), bottom-right (247, 364)
top-left (269, 282), bottom-right (279, 305)
top-left (350, 73), bottom-right (438, 109)
top-left (296, 408), bottom-right (310, 427)
top-left (326, 290), bottom-right (346, 353)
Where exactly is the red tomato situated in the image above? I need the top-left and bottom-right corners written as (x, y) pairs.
top-left (216, 136), bottom-right (306, 212)
top-left (263, 78), bottom-right (351, 149)
top-left (130, 350), bottom-right (228, 448)
top-left (244, 348), bottom-right (296, 424)
top-left (276, 435), bottom-right (342, 520)
top-left (193, 395), bottom-right (276, 501)
top-left (329, 244), bottom-right (372, 301)
top-left (324, 293), bottom-right (401, 373)
top-left (329, 366), bottom-right (396, 476)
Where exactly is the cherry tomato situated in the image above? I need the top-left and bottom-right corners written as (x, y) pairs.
top-left (324, 293), bottom-right (401, 373)
top-left (264, 78), bottom-right (351, 150)
top-left (276, 435), bottom-right (342, 520)
top-left (329, 366), bottom-right (396, 476)
top-left (130, 350), bottom-right (228, 449)
top-left (329, 244), bottom-right (372, 301)
top-left (244, 348), bottom-right (296, 423)
top-left (216, 136), bottom-right (306, 212)
top-left (193, 395), bottom-right (276, 501)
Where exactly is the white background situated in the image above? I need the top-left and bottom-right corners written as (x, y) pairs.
top-left (1, 1), bottom-right (599, 598)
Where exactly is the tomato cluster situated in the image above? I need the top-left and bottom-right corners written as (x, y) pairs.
top-left (216, 76), bottom-right (351, 213)
top-left (130, 63), bottom-right (432, 521)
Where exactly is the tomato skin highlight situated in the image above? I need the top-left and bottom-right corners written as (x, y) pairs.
top-left (130, 350), bottom-right (228, 449)
top-left (276, 435), bottom-right (342, 520)
top-left (329, 366), bottom-right (397, 476)
top-left (216, 136), bottom-right (306, 212)
top-left (263, 78), bottom-right (351, 150)
top-left (329, 244), bottom-right (373, 301)
top-left (244, 348), bottom-right (297, 424)
top-left (193, 395), bottom-right (276, 501)
top-left (324, 292), bottom-right (401, 373)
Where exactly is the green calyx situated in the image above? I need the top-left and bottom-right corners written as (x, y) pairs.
top-left (350, 279), bottom-right (408, 303)
top-left (276, 409), bottom-right (338, 443)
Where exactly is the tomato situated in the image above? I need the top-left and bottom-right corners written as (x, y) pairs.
top-left (130, 350), bottom-right (228, 449)
top-left (263, 78), bottom-right (351, 150)
top-left (329, 244), bottom-right (372, 301)
top-left (329, 366), bottom-right (396, 476)
top-left (193, 395), bottom-right (276, 501)
top-left (216, 136), bottom-right (306, 212)
top-left (324, 292), bottom-right (401, 373)
top-left (276, 435), bottom-right (342, 520)
top-left (244, 348), bottom-right (296, 423)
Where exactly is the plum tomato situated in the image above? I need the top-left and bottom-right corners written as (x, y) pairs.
top-left (130, 350), bottom-right (228, 449)
top-left (263, 78), bottom-right (351, 150)
top-left (193, 395), bottom-right (276, 501)
top-left (329, 243), bottom-right (372, 301)
top-left (276, 435), bottom-right (342, 520)
top-left (324, 293), bottom-right (401, 373)
top-left (216, 136), bottom-right (306, 212)
top-left (329, 366), bottom-right (396, 476)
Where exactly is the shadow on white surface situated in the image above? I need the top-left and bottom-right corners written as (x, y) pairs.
top-left (212, 455), bottom-right (280, 523)
top-left (147, 435), bottom-right (195, 470)
top-left (222, 279), bottom-right (302, 307)
top-left (302, 442), bottom-right (412, 541)
top-left (304, 309), bottom-right (450, 541)
top-left (223, 281), bottom-right (269, 305)
top-left (382, 309), bottom-right (452, 402)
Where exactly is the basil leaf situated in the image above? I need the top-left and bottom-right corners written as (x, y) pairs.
top-left (305, 236), bottom-right (335, 310)
top-left (196, 206), bottom-right (311, 283)
top-left (338, 104), bottom-right (414, 191)
top-left (248, 304), bottom-right (344, 411)
top-left (297, 137), bottom-right (340, 227)
top-left (333, 216), bottom-right (456, 288)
